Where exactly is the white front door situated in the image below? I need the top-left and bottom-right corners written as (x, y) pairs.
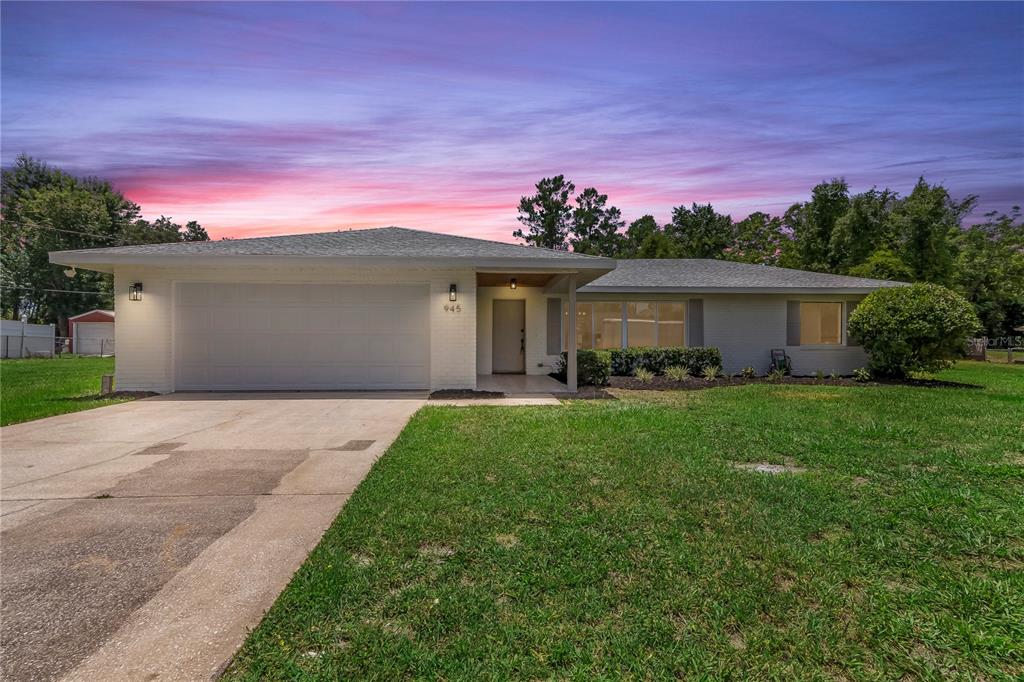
top-left (174, 282), bottom-right (430, 390)
top-left (492, 299), bottom-right (525, 374)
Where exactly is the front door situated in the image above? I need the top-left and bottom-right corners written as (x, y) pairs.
top-left (492, 299), bottom-right (526, 374)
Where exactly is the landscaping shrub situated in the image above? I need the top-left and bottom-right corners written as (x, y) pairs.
top-left (847, 283), bottom-right (981, 378)
top-left (634, 367), bottom-right (655, 383)
top-left (852, 367), bottom-right (872, 382)
top-left (609, 346), bottom-right (722, 376)
top-left (702, 364), bottom-right (721, 381)
top-left (740, 365), bottom-right (756, 379)
top-left (664, 365), bottom-right (690, 381)
top-left (556, 349), bottom-right (611, 386)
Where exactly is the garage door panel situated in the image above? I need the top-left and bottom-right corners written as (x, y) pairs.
top-left (393, 336), bottom-right (430, 364)
top-left (175, 282), bottom-right (429, 390)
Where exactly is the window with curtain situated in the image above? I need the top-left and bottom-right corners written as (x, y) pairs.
top-left (626, 302), bottom-right (656, 347)
top-left (657, 302), bottom-right (685, 346)
top-left (799, 302), bottom-right (842, 344)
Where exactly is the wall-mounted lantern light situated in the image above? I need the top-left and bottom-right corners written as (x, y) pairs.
top-left (449, 283), bottom-right (457, 302)
top-left (129, 282), bottom-right (143, 301)
top-left (509, 278), bottom-right (518, 290)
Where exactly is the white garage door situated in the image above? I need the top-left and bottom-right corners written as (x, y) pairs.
top-left (76, 322), bottom-right (115, 355)
top-left (174, 282), bottom-right (430, 390)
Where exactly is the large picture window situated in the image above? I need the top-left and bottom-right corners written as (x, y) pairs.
top-left (626, 302), bottom-right (656, 347)
top-left (594, 302), bottom-right (623, 349)
top-left (800, 302), bottom-right (842, 345)
top-left (564, 301), bottom-right (686, 350)
top-left (657, 302), bottom-right (686, 346)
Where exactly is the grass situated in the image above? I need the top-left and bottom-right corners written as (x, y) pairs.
top-left (226, 362), bottom-right (1024, 680)
top-left (0, 356), bottom-right (133, 426)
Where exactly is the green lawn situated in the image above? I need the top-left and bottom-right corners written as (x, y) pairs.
top-left (226, 362), bottom-right (1024, 680)
top-left (0, 356), bottom-right (134, 426)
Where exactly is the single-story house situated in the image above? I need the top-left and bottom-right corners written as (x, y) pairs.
top-left (68, 309), bottom-right (115, 355)
top-left (50, 227), bottom-right (901, 393)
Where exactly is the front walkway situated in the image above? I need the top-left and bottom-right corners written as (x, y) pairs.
top-left (477, 373), bottom-right (570, 394)
top-left (0, 392), bottom-right (424, 681)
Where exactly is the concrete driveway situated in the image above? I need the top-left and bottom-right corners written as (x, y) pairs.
top-left (0, 392), bottom-right (425, 682)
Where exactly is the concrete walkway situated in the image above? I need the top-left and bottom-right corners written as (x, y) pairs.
top-left (0, 392), bottom-right (425, 682)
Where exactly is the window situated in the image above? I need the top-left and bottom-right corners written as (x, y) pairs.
top-left (565, 303), bottom-right (593, 350)
top-left (594, 303), bottom-right (623, 349)
top-left (800, 302), bottom-right (842, 345)
top-left (657, 302), bottom-right (686, 347)
top-left (626, 302), bottom-right (656, 347)
top-left (564, 301), bottom-right (687, 350)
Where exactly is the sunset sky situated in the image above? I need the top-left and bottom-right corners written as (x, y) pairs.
top-left (3, 1), bottom-right (1022, 242)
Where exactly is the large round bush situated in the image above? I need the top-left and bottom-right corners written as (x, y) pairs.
top-left (848, 283), bottom-right (980, 377)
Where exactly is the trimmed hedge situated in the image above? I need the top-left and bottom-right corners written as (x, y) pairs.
top-left (609, 346), bottom-right (722, 376)
top-left (556, 349), bottom-right (612, 386)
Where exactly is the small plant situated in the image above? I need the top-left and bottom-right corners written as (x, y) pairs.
top-left (830, 370), bottom-right (839, 381)
top-left (814, 369), bottom-right (825, 382)
top-left (853, 367), bottom-right (872, 382)
top-left (702, 365), bottom-right (721, 381)
top-left (634, 367), bottom-right (655, 384)
top-left (664, 365), bottom-right (690, 382)
top-left (740, 366), bottom-right (756, 379)
top-left (767, 367), bottom-right (786, 382)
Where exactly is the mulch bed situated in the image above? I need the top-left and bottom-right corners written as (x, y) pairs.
top-left (71, 391), bottom-right (159, 402)
top-left (429, 389), bottom-right (505, 400)
top-left (607, 375), bottom-right (981, 392)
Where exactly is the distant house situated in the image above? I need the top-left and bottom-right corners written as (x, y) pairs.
top-left (68, 309), bottom-right (115, 355)
top-left (49, 227), bottom-right (901, 392)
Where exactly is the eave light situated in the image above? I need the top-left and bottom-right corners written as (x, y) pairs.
top-left (510, 278), bottom-right (517, 290)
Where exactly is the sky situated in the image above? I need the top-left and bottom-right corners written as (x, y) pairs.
top-left (2, 1), bottom-right (1022, 242)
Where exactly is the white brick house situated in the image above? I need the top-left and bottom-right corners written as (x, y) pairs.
top-left (50, 227), bottom-right (901, 393)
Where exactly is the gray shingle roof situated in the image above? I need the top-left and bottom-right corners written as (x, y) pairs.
top-left (56, 226), bottom-right (606, 262)
top-left (581, 259), bottom-right (905, 293)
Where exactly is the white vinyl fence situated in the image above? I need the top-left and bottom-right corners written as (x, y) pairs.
top-left (0, 320), bottom-right (57, 358)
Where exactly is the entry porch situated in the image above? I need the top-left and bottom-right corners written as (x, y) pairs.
top-left (474, 270), bottom-right (580, 392)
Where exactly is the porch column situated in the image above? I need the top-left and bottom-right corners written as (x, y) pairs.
top-left (567, 272), bottom-right (577, 392)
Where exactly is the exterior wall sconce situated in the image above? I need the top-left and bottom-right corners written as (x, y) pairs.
top-left (510, 278), bottom-right (517, 290)
top-left (449, 283), bottom-right (457, 302)
top-left (129, 282), bottom-right (143, 301)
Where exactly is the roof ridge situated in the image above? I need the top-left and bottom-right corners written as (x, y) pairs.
top-left (136, 225), bottom-right (610, 261)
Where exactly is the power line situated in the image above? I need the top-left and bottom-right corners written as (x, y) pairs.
top-left (9, 220), bottom-right (120, 241)
top-left (3, 286), bottom-right (110, 296)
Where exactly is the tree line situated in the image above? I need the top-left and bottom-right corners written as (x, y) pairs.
top-left (1, 155), bottom-right (210, 334)
top-left (514, 174), bottom-right (1023, 337)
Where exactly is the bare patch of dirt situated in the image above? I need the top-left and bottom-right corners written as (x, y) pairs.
top-left (494, 534), bottom-right (519, 548)
top-left (418, 544), bottom-right (455, 558)
top-left (351, 553), bottom-right (374, 567)
top-left (732, 462), bottom-right (808, 475)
